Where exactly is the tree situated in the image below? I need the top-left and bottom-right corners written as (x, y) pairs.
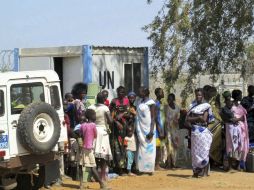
top-left (144, 0), bottom-right (254, 106)
top-left (0, 50), bottom-right (14, 72)
top-left (243, 43), bottom-right (254, 83)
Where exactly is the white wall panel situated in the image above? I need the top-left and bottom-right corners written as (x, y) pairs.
top-left (19, 57), bottom-right (52, 71)
top-left (92, 53), bottom-right (144, 100)
top-left (62, 56), bottom-right (83, 95)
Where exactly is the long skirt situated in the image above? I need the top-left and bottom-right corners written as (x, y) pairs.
top-left (111, 125), bottom-right (126, 169)
top-left (248, 121), bottom-right (254, 143)
top-left (166, 127), bottom-right (179, 166)
top-left (136, 126), bottom-right (156, 173)
top-left (191, 126), bottom-right (212, 173)
top-left (94, 126), bottom-right (113, 161)
top-left (225, 123), bottom-right (242, 160)
top-left (209, 122), bottom-right (223, 164)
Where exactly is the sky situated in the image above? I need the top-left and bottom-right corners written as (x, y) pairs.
top-left (0, 0), bottom-right (165, 50)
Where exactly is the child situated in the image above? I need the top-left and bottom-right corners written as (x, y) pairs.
top-left (72, 114), bottom-right (86, 183)
top-left (64, 92), bottom-right (75, 129)
top-left (102, 90), bottom-right (110, 107)
top-left (80, 109), bottom-right (110, 190)
top-left (124, 127), bottom-right (137, 176)
top-left (63, 100), bottom-right (71, 136)
top-left (65, 92), bottom-right (74, 103)
top-left (127, 92), bottom-right (137, 116)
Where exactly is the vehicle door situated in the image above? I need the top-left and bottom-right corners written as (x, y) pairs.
top-left (48, 83), bottom-right (67, 143)
top-left (0, 86), bottom-right (9, 160)
top-left (7, 78), bottom-right (47, 157)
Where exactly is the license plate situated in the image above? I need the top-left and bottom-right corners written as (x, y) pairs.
top-left (0, 135), bottom-right (8, 149)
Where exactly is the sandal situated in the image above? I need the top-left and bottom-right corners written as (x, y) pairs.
top-left (128, 172), bottom-right (137, 176)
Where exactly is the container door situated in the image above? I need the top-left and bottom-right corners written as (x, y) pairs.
top-left (0, 87), bottom-right (9, 160)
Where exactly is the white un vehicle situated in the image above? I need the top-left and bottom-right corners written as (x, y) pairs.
top-left (0, 70), bottom-right (68, 190)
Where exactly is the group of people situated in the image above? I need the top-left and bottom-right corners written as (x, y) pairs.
top-left (62, 82), bottom-right (254, 189)
top-left (62, 83), bottom-right (183, 188)
top-left (186, 85), bottom-right (253, 178)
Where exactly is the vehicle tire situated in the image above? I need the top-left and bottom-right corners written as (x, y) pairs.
top-left (16, 166), bottom-right (45, 190)
top-left (32, 166), bottom-right (45, 190)
top-left (17, 102), bottom-right (61, 154)
top-left (16, 174), bottom-right (31, 190)
top-left (0, 175), bottom-right (17, 190)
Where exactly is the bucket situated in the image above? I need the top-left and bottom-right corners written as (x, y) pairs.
top-left (83, 167), bottom-right (92, 182)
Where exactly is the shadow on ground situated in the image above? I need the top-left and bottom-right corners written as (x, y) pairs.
top-left (167, 174), bottom-right (191, 179)
top-left (61, 183), bottom-right (98, 189)
top-left (61, 183), bottom-right (80, 189)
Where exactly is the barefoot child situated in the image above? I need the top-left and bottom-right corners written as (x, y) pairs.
top-left (80, 109), bottom-right (110, 190)
top-left (124, 127), bottom-right (137, 176)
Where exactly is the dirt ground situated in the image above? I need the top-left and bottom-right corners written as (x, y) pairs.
top-left (42, 168), bottom-right (254, 190)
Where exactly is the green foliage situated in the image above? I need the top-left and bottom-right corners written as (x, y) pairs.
top-left (246, 44), bottom-right (254, 60)
top-left (242, 43), bottom-right (254, 80)
top-left (144, 0), bottom-right (254, 106)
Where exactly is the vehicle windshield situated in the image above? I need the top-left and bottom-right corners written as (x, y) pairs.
top-left (11, 82), bottom-right (44, 114)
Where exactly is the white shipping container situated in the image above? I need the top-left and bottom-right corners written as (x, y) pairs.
top-left (14, 45), bottom-right (149, 100)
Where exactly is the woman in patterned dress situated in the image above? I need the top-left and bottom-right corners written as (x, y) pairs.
top-left (185, 88), bottom-right (214, 177)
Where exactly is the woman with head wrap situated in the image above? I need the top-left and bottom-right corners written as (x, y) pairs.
top-left (127, 92), bottom-right (137, 127)
top-left (128, 92), bottom-right (137, 113)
